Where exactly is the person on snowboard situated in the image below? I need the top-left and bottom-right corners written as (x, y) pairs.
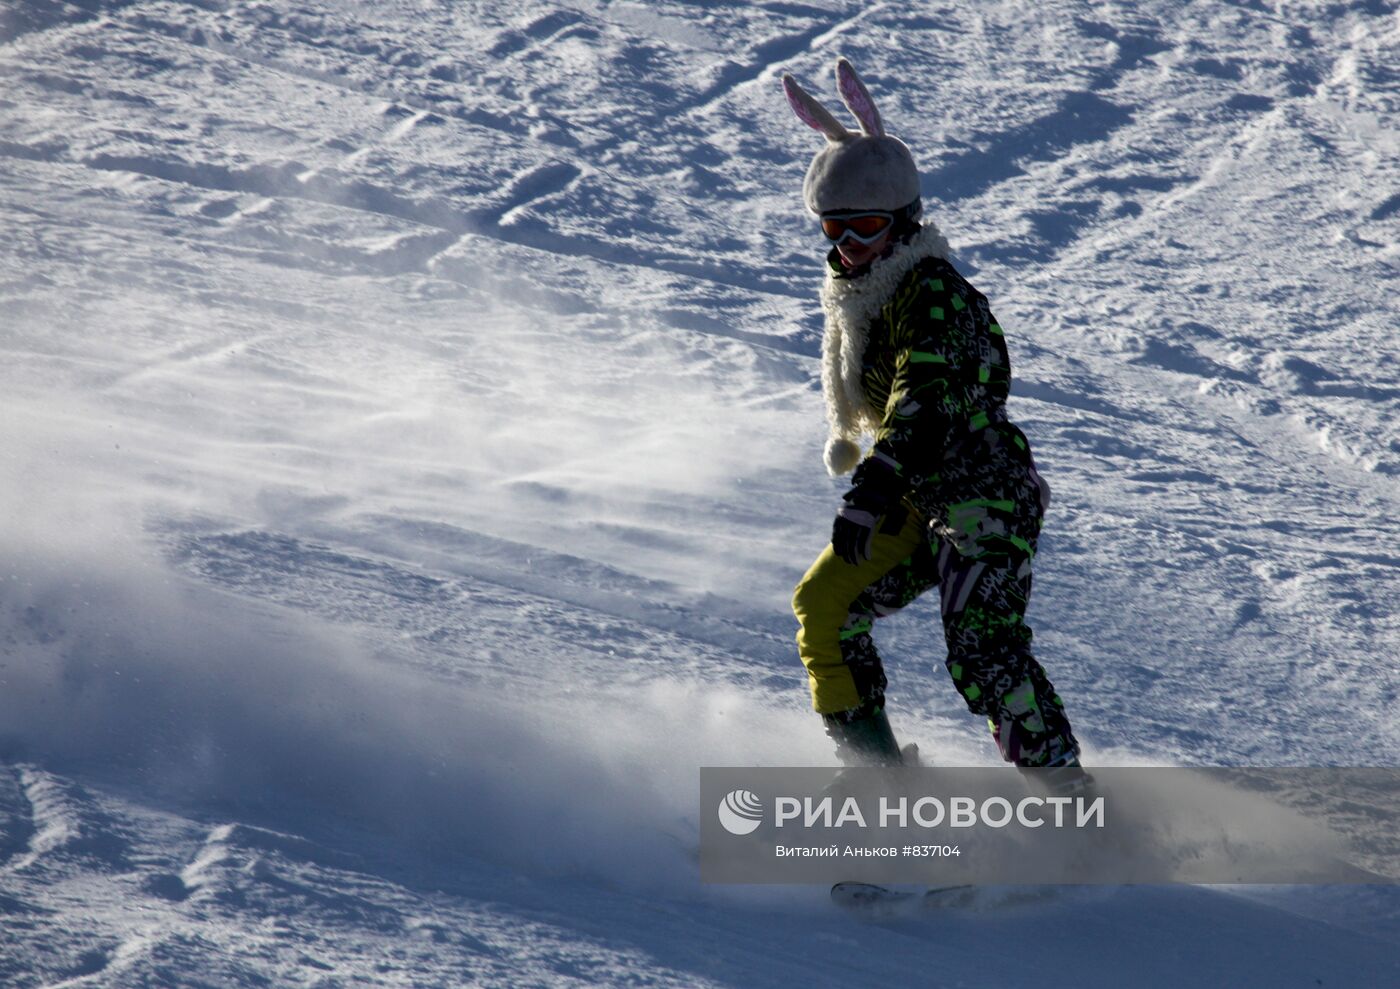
top-left (783, 59), bottom-right (1085, 777)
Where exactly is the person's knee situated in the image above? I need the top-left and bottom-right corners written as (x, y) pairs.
top-left (792, 572), bottom-right (842, 631)
top-left (943, 645), bottom-right (1034, 716)
top-left (791, 577), bottom-right (810, 621)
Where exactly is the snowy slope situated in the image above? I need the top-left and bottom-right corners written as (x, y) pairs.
top-left (2, 0), bottom-right (1399, 985)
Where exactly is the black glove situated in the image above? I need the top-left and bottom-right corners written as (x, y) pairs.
top-left (832, 455), bottom-right (908, 565)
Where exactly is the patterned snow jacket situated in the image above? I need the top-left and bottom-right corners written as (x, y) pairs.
top-left (819, 223), bottom-right (1048, 557)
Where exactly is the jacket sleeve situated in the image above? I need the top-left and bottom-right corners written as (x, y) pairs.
top-left (871, 270), bottom-right (1006, 479)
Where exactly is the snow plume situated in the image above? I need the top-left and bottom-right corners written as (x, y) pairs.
top-left (0, 218), bottom-right (826, 899)
top-left (1069, 771), bottom-right (1377, 884)
top-left (0, 398), bottom-right (823, 895)
top-left (0, 256), bottom-right (826, 610)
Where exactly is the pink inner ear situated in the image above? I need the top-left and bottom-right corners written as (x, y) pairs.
top-left (783, 77), bottom-right (826, 133)
top-left (837, 63), bottom-right (882, 136)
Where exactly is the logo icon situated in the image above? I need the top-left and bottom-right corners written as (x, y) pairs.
top-left (718, 789), bottom-right (764, 835)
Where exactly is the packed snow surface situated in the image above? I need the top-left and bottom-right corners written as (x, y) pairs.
top-left (2, 0), bottom-right (1398, 985)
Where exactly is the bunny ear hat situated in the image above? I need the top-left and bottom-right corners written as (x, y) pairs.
top-left (783, 59), bottom-right (950, 476)
top-left (782, 58), bottom-right (921, 214)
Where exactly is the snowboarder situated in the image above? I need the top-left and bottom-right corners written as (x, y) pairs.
top-left (783, 59), bottom-right (1084, 777)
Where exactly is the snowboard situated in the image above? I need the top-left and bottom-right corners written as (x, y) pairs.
top-left (830, 881), bottom-right (977, 914)
top-left (831, 881), bottom-right (1066, 916)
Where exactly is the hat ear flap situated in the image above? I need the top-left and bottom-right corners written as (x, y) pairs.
top-left (783, 74), bottom-right (849, 142)
top-left (835, 58), bottom-right (884, 137)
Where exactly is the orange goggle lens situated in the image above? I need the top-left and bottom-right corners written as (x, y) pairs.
top-left (820, 212), bottom-right (893, 243)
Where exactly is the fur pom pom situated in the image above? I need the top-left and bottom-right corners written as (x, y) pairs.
top-left (824, 436), bottom-right (862, 476)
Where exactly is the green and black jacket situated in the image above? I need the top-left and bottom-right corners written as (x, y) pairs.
top-left (826, 238), bottom-right (1047, 547)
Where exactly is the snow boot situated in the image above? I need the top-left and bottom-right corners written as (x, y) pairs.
top-left (822, 706), bottom-right (907, 767)
top-left (996, 721), bottom-right (1094, 795)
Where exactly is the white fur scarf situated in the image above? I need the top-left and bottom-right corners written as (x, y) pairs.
top-left (819, 222), bottom-right (952, 475)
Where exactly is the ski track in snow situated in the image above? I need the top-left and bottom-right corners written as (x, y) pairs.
top-left (3, 0), bottom-right (1400, 985)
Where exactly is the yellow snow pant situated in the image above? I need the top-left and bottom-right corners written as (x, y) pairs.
top-left (791, 501), bottom-right (929, 715)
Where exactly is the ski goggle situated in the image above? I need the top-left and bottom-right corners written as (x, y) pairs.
top-left (820, 210), bottom-right (894, 245)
